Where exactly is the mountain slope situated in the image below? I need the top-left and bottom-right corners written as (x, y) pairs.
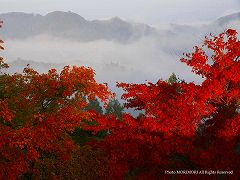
top-left (214, 12), bottom-right (240, 26)
top-left (0, 11), bottom-right (155, 43)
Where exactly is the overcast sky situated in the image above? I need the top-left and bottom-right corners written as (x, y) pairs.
top-left (0, 0), bottom-right (239, 25)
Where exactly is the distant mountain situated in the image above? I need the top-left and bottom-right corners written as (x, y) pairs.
top-left (5, 58), bottom-right (64, 74)
top-left (0, 11), bottom-right (156, 43)
top-left (214, 12), bottom-right (240, 26)
top-left (1, 11), bottom-right (239, 44)
top-left (1, 11), bottom-right (240, 91)
top-left (169, 11), bottom-right (240, 36)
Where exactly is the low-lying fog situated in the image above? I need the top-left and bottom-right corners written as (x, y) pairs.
top-left (1, 13), bottom-right (240, 96)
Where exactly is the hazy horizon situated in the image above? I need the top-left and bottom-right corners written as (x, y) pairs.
top-left (0, 0), bottom-right (240, 25)
top-left (0, 2), bottom-right (240, 94)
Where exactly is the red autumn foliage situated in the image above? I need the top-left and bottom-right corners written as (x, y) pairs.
top-left (0, 20), bottom-right (113, 179)
top-left (89, 29), bottom-right (240, 179)
top-left (0, 18), bottom-right (240, 179)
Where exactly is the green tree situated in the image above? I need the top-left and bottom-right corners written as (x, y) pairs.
top-left (105, 99), bottom-right (124, 120)
top-left (167, 73), bottom-right (178, 84)
top-left (86, 98), bottom-right (103, 114)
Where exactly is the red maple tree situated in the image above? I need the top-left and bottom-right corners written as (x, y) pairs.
top-left (0, 20), bottom-right (113, 179)
top-left (1, 18), bottom-right (240, 179)
top-left (88, 29), bottom-right (240, 179)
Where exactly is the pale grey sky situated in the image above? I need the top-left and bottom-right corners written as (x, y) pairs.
top-left (0, 0), bottom-right (239, 25)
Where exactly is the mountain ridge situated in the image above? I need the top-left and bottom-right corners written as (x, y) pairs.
top-left (1, 11), bottom-right (240, 43)
top-left (0, 11), bottom-right (155, 43)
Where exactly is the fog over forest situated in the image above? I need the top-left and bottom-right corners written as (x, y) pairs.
top-left (0, 11), bottom-right (240, 94)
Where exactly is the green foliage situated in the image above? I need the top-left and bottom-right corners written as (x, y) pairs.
top-left (86, 98), bottom-right (103, 114)
top-left (105, 99), bottom-right (124, 119)
top-left (167, 73), bottom-right (179, 84)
